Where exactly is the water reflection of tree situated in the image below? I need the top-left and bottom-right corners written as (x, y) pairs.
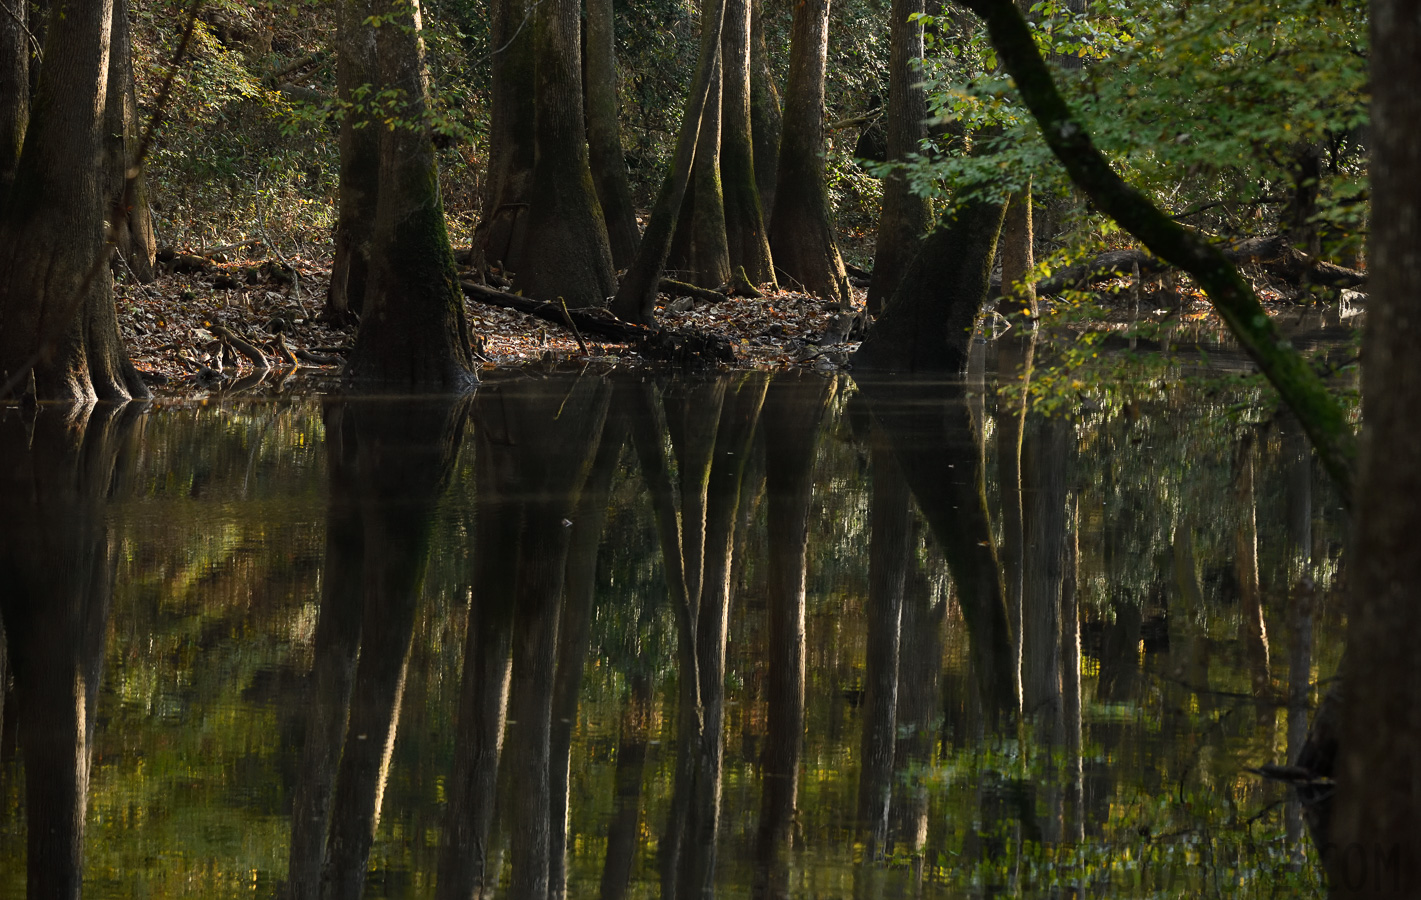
top-left (0, 402), bottom-right (142, 898)
top-left (286, 394), bottom-right (470, 900)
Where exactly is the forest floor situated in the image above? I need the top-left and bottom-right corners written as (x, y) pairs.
top-left (115, 246), bottom-right (1341, 395)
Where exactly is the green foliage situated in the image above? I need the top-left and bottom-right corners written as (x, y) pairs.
top-left (902, 0), bottom-right (1368, 257)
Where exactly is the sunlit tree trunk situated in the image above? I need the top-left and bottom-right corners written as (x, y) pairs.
top-left (477, 0), bottom-right (537, 272)
top-left (0, 0), bottom-right (147, 402)
top-left (749, 0), bottom-right (781, 217)
top-left (668, 46), bottom-right (733, 288)
top-left (103, 0), bottom-right (155, 283)
top-left (768, 0), bottom-right (848, 303)
top-left (344, 0), bottom-right (476, 387)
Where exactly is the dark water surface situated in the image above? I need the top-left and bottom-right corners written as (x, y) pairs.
top-left (0, 353), bottom-right (1347, 898)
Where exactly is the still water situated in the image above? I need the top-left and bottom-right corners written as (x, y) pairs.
top-left (0, 350), bottom-right (1346, 898)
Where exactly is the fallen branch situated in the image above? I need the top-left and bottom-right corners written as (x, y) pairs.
top-left (211, 325), bottom-right (270, 370)
top-left (659, 277), bottom-right (729, 306)
top-left (461, 281), bottom-right (652, 341)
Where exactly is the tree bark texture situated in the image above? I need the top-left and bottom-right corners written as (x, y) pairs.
top-left (584, 0), bottom-right (640, 269)
top-left (867, 0), bottom-right (931, 314)
top-left (768, 0), bottom-right (848, 304)
top-left (327, 0), bottom-right (380, 320)
top-left (0, 0), bottom-right (27, 197)
top-left (853, 200), bottom-right (1006, 375)
top-left (344, 0), bottom-right (476, 387)
top-left (955, 0), bottom-right (1355, 497)
top-left (1331, 3), bottom-right (1421, 894)
top-left (515, 0), bottom-right (616, 308)
top-left (720, 0), bottom-right (775, 286)
top-left (998, 186), bottom-right (1036, 317)
top-left (749, 0), bottom-right (782, 217)
top-left (609, 0), bottom-right (727, 323)
top-left (103, 0), bottom-right (155, 283)
top-left (0, 0), bottom-right (147, 402)
top-left (477, 0), bottom-right (537, 272)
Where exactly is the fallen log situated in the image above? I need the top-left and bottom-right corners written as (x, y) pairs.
top-left (461, 281), bottom-right (653, 341)
top-left (658, 278), bottom-right (729, 306)
top-left (211, 325), bottom-right (270, 371)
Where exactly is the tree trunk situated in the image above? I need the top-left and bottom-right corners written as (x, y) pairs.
top-left (720, 0), bottom-right (775, 286)
top-left (749, 0), bottom-right (781, 218)
top-left (1330, 2), bottom-right (1421, 892)
top-left (1021, 412), bottom-right (1067, 718)
top-left (599, 674), bottom-right (652, 900)
top-left (667, 43), bottom-right (733, 289)
top-left (867, 0), bottom-right (931, 313)
top-left (0, 0), bottom-right (147, 402)
top-left (853, 200), bottom-right (1006, 374)
top-left (327, 0), bottom-right (380, 321)
top-left (584, 0), bottom-right (640, 269)
top-left (344, 0), bottom-right (476, 387)
top-left (0, 0), bottom-right (27, 197)
top-left (477, 0), bottom-right (537, 272)
top-left (515, 0), bottom-right (617, 308)
top-left (103, 0), bottom-right (155, 283)
top-left (768, 0), bottom-right (848, 303)
top-left (609, 0), bottom-right (728, 324)
top-left (998, 186), bottom-right (1036, 317)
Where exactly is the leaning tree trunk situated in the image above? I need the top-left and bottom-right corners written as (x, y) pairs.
top-left (344, 0), bottom-right (476, 387)
top-left (867, 0), bottom-right (931, 314)
top-left (749, 0), bottom-right (782, 218)
top-left (768, 0), bottom-right (849, 304)
top-left (0, 0), bottom-right (147, 402)
top-left (719, 0), bottom-right (775, 286)
top-left (609, 0), bottom-right (728, 323)
top-left (327, 0), bottom-right (380, 321)
top-left (1330, 2), bottom-right (1421, 893)
top-left (584, 0), bottom-right (640, 268)
top-left (667, 39), bottom-right (733, 289)
top-left (103, 0), bottom-right (155, 283)
top-left (514, 0), bottom-right (617, 308)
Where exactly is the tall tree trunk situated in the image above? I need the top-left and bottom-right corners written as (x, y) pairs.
top-left (477, 0), bottom-right (537, 272)
top-left (768, 0), bottom-right (848, 303)
top-left (867, 0), bottom-right (931, 314)
top-left (104, 0), bottom-right (155, 283)
top-left (609, 0), bottom-right (728, 323)
top-left (995, 334), bottom-right (1034, 696)
top-left (326, 0), bottom-right (380, 320)
top-left (344, 0), bottom-right (476, 387)
top-left (516, 0), bottom-right (617, 308)
top-left (749, 0), bottom-right (781, 217)
top-left (0, 0), bottom-right (147, 402)
top-left (720, 0), bottom-right (775, 286)
top-left (998, 186), bottom-right (1036, 317)
top-left (1232, 431), bottom-right (1271, 718)
top-left (1330, 3), bottom-right (1421, 890)
top-left (667, 46), bottom-right (733, 289)
top-left (584, 0), bottom-right (640, 269)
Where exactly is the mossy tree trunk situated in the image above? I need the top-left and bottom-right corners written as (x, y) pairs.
top-left (344, 0), bottom-right (476, 388)
top-left (0, 0), bottom-right (147, 402)
top-left (584, 0), bottom-right (640, 269)
top-left (867, 0), bottom-right (931, 314)
top-left (719, 0), bottom-right (775, 286)
top-left (955, 0), bottom-right (1355, 495)
top-left (0, 0), bottom-right (27, 197)
top-left (768, 0), bottom-right (848, 304)
top-left (327, 0), bottom-right (380, 321)
top-left (514, 0), bottom-right (617, 307)
top-left (1330, 3), bottom-right (1421, 893)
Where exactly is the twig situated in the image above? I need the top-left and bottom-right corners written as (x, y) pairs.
top-left (558, 298), bottom-right (591, 354)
